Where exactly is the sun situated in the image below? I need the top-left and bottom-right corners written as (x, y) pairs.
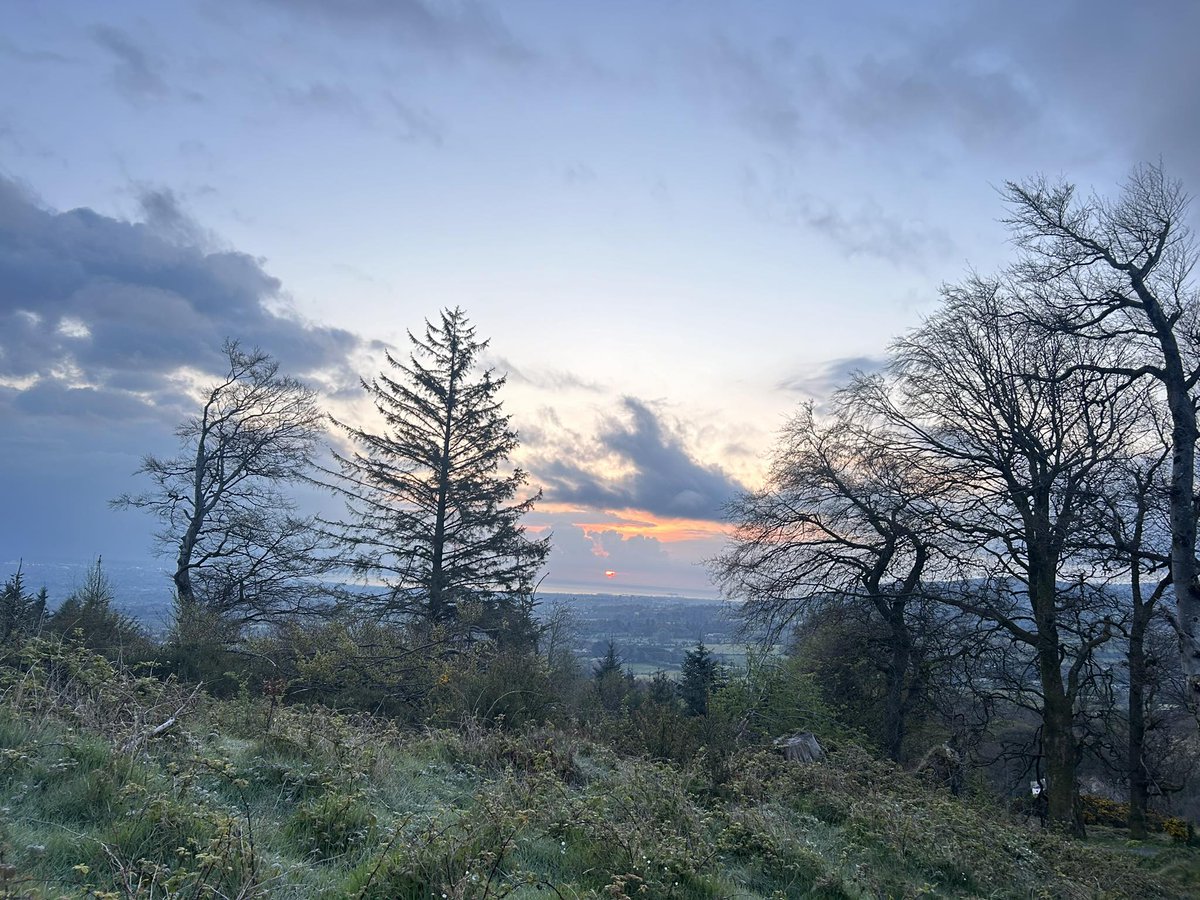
top-left (604, 570), bottom-right (616, 579)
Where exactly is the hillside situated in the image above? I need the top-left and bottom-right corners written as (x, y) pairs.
top-left (1, 639), bottom-right (1196, 899)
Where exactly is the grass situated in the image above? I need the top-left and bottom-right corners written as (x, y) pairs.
top-left (0, 641), bottom-right (1197, 898)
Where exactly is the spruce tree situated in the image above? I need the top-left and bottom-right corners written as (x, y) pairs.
top-left (593, 639), bottom-right (623, 680)
top-left (0, 566), bottom-right (46, 646)
top-left (679, 641), bottom-right (724, 717)
top-left (334, 307), bottom-right (549, 637)
top-left (592, 639), bottom-right (629, 712)
top-left (48, 558), bottom-right (147, 657)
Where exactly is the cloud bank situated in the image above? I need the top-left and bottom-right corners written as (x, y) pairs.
top-left (0, 177), bottom-right (361, 420)
top-left (530, 396), bottom-right (744, 523)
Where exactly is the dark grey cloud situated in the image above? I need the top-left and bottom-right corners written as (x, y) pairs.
top-left (0, 176), bottom-right (367, 564)
top-left (136, 186), bottom-right (215, 248)
top-left (0, 176), bottom-right (362, 419)
top-left (690, 3), bottom-right (1188, 172)
top-left (779, 355), bottom-right (886, 400)
top-left (829, 35), bottom-right (1038, 155)
top-left (835, 1), bottom-right (1197, 171)
top-left (975, 0), bottom-right (1200, 174)
top-left (256, 0), bottom-right (535, 66)
top-left (530, 397), bottom-right (743, 522)
top-left (88, 24), bottom-right (169, 102)
top-left (0, 412), bottom-right (174, 563)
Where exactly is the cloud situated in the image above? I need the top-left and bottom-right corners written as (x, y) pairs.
top-left (980, 0), bottom-right (1200, 174)
top-left (529, 397), bottom-right (744, 522)
top-left (830, 39), bottom-right (1038, 155)
top-left (0, 175), bottom-right (370, 564)
top-left (529, 507), bottom-right (722, 596)
top-left (282, 81), bottom-right (373, 125)
top-left (779, 355), bottom-right (887, 400)
top-left (0, 175), bottom-right (362, 419)
top-left (563, 162), bottom-right (596, 187)
top-left (491, 356), bottom-right (603, 393)
top-left (387, 95), bottom-right (446, 145)
top-left (88, 25), bottom-right (169, 102)
top-left (256, 0), bottom-right (535, 66)
top-left (262, 77), bottom-right (445, 145)
top-left (0, 36), bottom-right (73, 66)
top-left (688, 14), bottom-right (1036, 161)
top-left (135, 186), bottom-right (215, 248)
top-left (696, 35), bottom-right (814, 151)
top-left (742, 166), bottom-right (956, 266)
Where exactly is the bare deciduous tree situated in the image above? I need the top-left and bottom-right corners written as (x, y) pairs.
top-left (859, 277), bottom-right (1141, 833)
top-left (114, 341), bottom-right (330, 628)
top-left (1095, 438), bottom-right (1173, 836)
top-left (1004, 163), bottom-right (1200, 707)
top-left (714, 402), bottom-right (948, 761)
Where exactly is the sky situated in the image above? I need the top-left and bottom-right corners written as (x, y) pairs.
top-left (1, 0), bottom-right (1198, 598)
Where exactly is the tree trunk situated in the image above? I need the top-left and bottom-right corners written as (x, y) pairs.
top-left (882, 608), bottom-right (911, 762)
top-left (173, 562), bottom-right (195, 607)
top-left (1127, 613), bottom-right (1150, 839)
top-left (1031, 554), bottom-right (1083, 836)
top-left (429, 335), bottom-right (460, 624)
top-left (175, 408), bottom-right (211, 608)
top-left (1039, 650), bottom-right (1084, 835)
top-left (174, 514), bottom-right (200, 607)
top-left (1166, 391), bottom-right (1200, 711)
top-left (1137, 286), bottom-right (1200, 714)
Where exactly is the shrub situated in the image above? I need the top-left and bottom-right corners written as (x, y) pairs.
top-left (286, 790), bottom-right (378, 861)
top-left (428, 649), bottom-right (564, 728)
top-left (1163, 816), bottom-right (1192, 843)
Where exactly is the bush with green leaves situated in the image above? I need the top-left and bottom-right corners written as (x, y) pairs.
top-left (712, 651), bottom-right (850, 746)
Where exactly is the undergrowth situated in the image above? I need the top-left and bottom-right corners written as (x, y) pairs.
top-left (0, 637), bottom-right (1195, 899)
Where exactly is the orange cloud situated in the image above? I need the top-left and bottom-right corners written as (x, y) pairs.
top-left (533, 502), bottom-right (730, 543)
top-left (573, 508), bottom-right (730, 544)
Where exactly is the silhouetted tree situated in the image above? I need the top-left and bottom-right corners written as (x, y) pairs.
top-left (1004, 163), bottom-right (1200, 706)
top-left (859, 277), bottom-right (1141, 833)
top-left (593, 639), bottom-right (624, 680)
top-left (114, 341), bottom-right (331, 629)
top-left (47, 557), bottom-right (148, 658)
top-left (1090, 434), bottom-right (1180, 837)
top-left (714, 403), bottom-right (948, 759)
top-left (593, 639), bottom-right (630, 712)
top-left (679, 641), bottom-right (724, 717)
top-left (332, 308), bottom-right (549, 638)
